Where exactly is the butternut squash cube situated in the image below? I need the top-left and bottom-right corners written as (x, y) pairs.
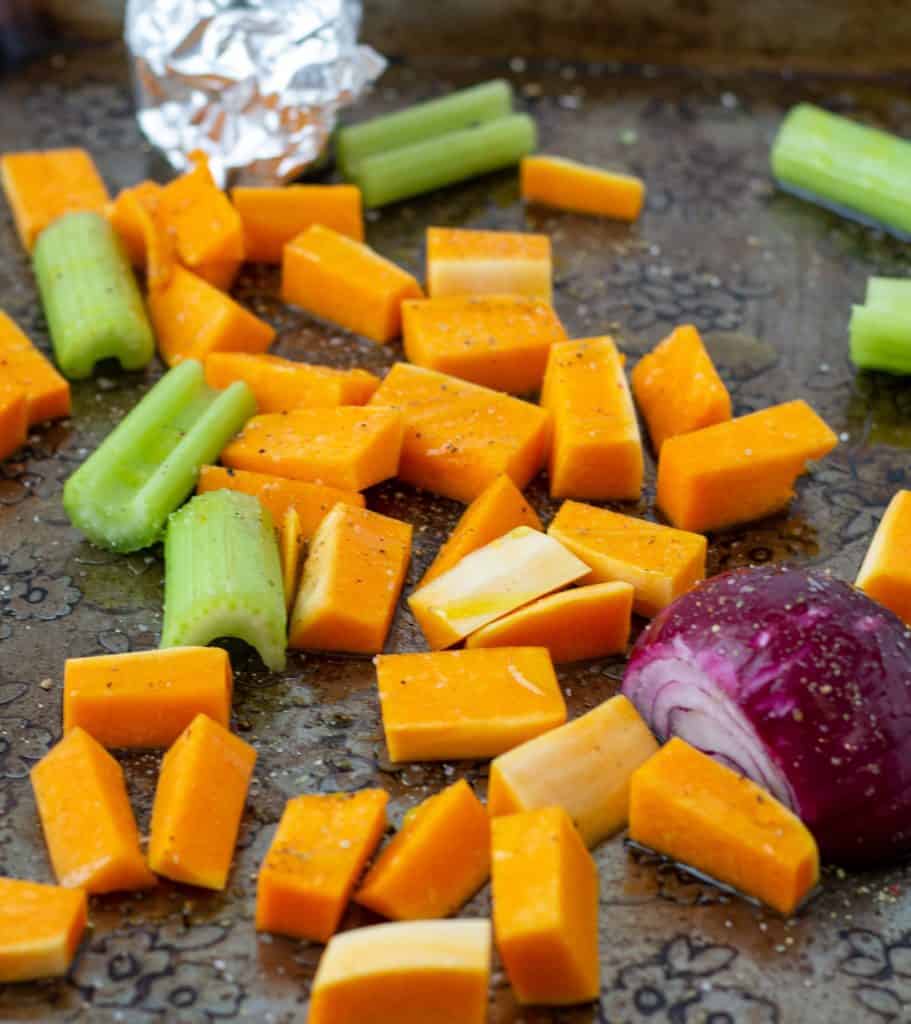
top-left (0, 384), bottom-right (27, 462)
top-left (426, 227), bottom-right (552, 300)
top-left (308, 919), bottom-right (491, 1024)
top-left (492, 806), bottom-right (599, 1005)
top-left (856, 489), bottom-right (911, 625)
top-left (548, 501), bottom-right (706, 617)
top-left (256, 790), bottom-right (388, 942)
top-left (0, 878), bottom-right (87, 982)
top-left (0, 309), bottom-right (70, 424)
top-left (31, 727), bottom-right (155, 893)
top-left (280, 506), bottom-right (304, 610)
top-left (289, 503), bottom-right (412, 654)
top-left (107, 180), bottom-right (161, 267)
top-left (376, 648), bottom-right (566, 762)
top-left (356, 779), bottom-right (490, 920)
top-left (520, 154), bottom-right (644, 221)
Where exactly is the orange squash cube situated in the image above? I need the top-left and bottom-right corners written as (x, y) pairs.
top-left (521, 154), bottom-right (644, 221)
top-left (0, 384), bottom-right (27, 462)
top-left (107, 180), bottom-right (162, 267)
top-left (0, 878), bottom-right (87, 982)
top-left (856, 489), bottom-right (911, 624)
top-left (280, 506), bottom-right (304, 610)
top-left (0, 309), bottom-right (70, 424)
top-left (426, 227), bottom-right (552, 300)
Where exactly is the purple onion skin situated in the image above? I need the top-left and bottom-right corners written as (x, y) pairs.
top-left (623, 564), bottom-right (911, 867)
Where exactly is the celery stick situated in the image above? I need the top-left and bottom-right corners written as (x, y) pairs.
top-left (771, 103), bottom-right (911, 237)
top-left (33, 211), bottom-right (155, 379)
top-left (63, 360), bottom-right (256, 553)
top-left (849, 306), bottom-right (911, 375)
top-left (351, 114), bottom-right (537, 208)
top-left (865, 277), bottom-right (911, 311)
top-left (161, 491), bottom-right (286, 671)
top-left (336, 79), bottom-right (513, 177)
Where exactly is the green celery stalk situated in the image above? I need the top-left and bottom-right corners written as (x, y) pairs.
top-left (351, 113), bottom-right (537, 208)
top-left (161, 491), bottom-right (287, 672)
top-left (63, 360), bottom-right (256, 552)
top-left (865, 277), bottom-right (911, 311)
top-left (33, 211), bottom-right (155, 379)
top-left (849, 305), bottom-right (911, 375)
top-left (335, 79), bottom-right (513, 178)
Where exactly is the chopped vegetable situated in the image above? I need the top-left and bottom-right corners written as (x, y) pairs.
top-left (541, 335), bottom-right (643, 499)
top-left (488, 694), bottom-right (658, 846)
top-left (0, 878), bottom-right (87, 982)
top-left (279, 506), bottom-right (304, 610)
top-left (402, 294), bottom-right (567, 394)
top-left (368, 363), bottom-right (552, 502)
top-left (631, 324), bottom-right (731, 451)
top-left (63, 647), bottom-right (232, 748)
top-left (0, 384), bottom-right (27, 462)
top-left (426, 227), bottom-right (552, 300)
top-left (856, 489), bottom-right (911, 623)
top-left (356, 779), bottom-right (490, 920)
top-left (0, 309), bottom-right (70, 424)
top-left (289, 503), bottom-right (412, 654)
top-left (1, 147), bottom-right (109, 251)
top-left (256, 790), bottom-right (388, 942)
top-left (220, 406), bottom-right (404, 490)
top-left (375, 648), bottom-right (566, 762)
top-left (629, 738), bottom-right (820, 914)
top-left (308, 920), bottom-right (491, 1024)
top-left (548, 501), bottom-right (706, 617)
top-left (865, 275), bottom-right (911, 309)
top-left (849, 305), bottom-right (911, 374)
top-left (33, 211), bottom-right (154, 379)
top-left (31, 728), bottom-right (156, 893)
top-left (161, 490), bottom-right (287, 671)
top-left (492, 806), bottom-right (599, 1005)
top-left (63, 360), bottom-right (255, 553)
top-left (106, 180), bottom-right (161, 266)
top-left (408, 525), bottom-right (590, 650)
top-left (281, 224), bottom-right (423, 343)
top-left (149, 713), bottom-right (256, 890)
top-left (656, 399), bottom-right (838, 532)
top-left (520, 155), bottom-right (645, 220)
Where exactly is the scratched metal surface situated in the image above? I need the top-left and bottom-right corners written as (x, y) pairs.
top-left (1, 43), bottom-right (911, 1024)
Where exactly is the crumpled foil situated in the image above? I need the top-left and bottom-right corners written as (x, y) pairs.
top-left (125, 0), bottom-right (385, 186)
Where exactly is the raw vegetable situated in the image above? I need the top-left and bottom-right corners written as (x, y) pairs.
top-left (0, 879), bottom-right (87, 982)
top-left (0, 385), bottom-right (27, 462)
top-left (279, 506), bottom-right (304, 610)
top-left (308, 919), bottom-right (491, 1024)
top-left (856, 489), bottom-right (911, 623)
top-left (33, 211), bottom-right (154, 379)
top-left (31, 728), bottom-right (156, 893)
top-left (63, 647), bottom-right (232, 748)
top-left (622, 563), bottom-right (911, 865)
top-left (548, 501), bottom-right (706, 617)
top-left (106, 180), bottom-right (161, 266)
top-left (656, 399), bottom-right (838, 532)
top-left (289, 503), bottom-right (412, 654)
top-left (256, 790), bottom-right (388, 942)
top-left (426, 227), bottom-right (552, 300)
top-left (520, 154), bottom-right (645, 221)
top-left (629, 738), bottom-right (820, 914)
top-left (148, 713), bottom-right (256, 890)
top-left (541, 336), bottom-right (643, 499)
top-left (488, 694), bottom-right (658, 846)
top-left (402, 294), bottom-right (567, 394)
top-left (161, 490), bottom-right (286, 670)
top-left (492, 806), bottom-right (599, 1005)
top-left (0, 309), bottom-right (71, 423)
top-left (63, 360), bottom-right (256, 553)
top-left (355, 779), bottom-right (490, 920)
top-left (368, 363), bottom-right (552, 502)
top-left (849, 305), bottom-right (911, 374)
top-left (865, 276), bottom-right (911, 309)
top-left (375, 647), bottom-right (566, 762)
top-left (408, 525), bottom-right (590, 650)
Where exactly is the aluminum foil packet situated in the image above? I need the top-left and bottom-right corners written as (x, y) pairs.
top-left (125, 0), bottom-right (385, 186)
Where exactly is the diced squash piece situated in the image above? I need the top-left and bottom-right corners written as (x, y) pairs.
top-left (31, 728), bottom-right (155, 893)
top-left (521, 154), bottom-right (645, 221)
top-left (1, 147), bottom-right (109, 251)
top-left (282, 224), bottom-right (423, 343)
top-left (0, 384), bottom-right (27, 462)
top-left (256, 790), bottom-right (388, 942)
top-left (376, 648), bottom-right (566, 762)
top-left (204, 352), bottom-right (380, 412)
top-left (409, 525), bottom-right (589, 650)
top-left (280, 506), bottom-right (304, 610)
top-left (631, 324), bottom-right (732, 451)
top-left (418, 474), bottom-right (541, 588)
top-left (220, 406), bottom-right (404, 491)
top-left (148, 713), bottom-right (256, 890)
top-left (309, 920), bottom-right (491, 1024)
top-left (856, 489), bottom-right (911, 624)
top-left (196, 465), bottom-right (364, 537)
top-left (0, 309), bottom-right (70, 424)
top-left (0, 878), bottom-right (87, 982)
top-left (231, 184), bottom-right (363, 262)
top-left (63, 646), bottom-right (232, 749)
top-left (356, 779), bottom-right (490, 920)
top-left (488, 694), bottom-right (658, 845)
top-left (107, 180), bottom-right (161, 267)
top-left (426, 227), bottom-right (552, 301)
top-left (289, 503), bottom-right (412, 654)
top-left (629, 737), bottom-right (820, 915)
top-left (403, 294), bottom-right (566, 394)
top-left (369, 362), bottom-right (551, 502)
top-left (492, 806), bottom-right (599, 1005)
top-left (467, 581), bottom-right (633, 663)
top-left (548, 501), bottom-right (706, 617)
top-left (541, 335), bottom-right (643, 500)
top-left (656, 399), bottom-right (839, 532)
